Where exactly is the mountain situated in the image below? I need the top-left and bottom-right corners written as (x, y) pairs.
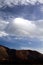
top-left (0, 45), bottom-right (43, 64)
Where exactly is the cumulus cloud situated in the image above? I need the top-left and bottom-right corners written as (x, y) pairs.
top-left (0, 0), bottom-right (43, 8)
top-left (4, 18), bottom-right (43, 41)
top-left (0, 17), bottom-right (43, 41)
top-left (39, 0), bottom-right (43, 4)
top-left (5, 18), bottom-right (36, 37)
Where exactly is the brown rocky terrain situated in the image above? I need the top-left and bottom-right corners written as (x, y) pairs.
top-left (0, 45), bottom-right (43, 64)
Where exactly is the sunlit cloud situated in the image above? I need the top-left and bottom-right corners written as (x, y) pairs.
top-left (4, 18), bottom-right (43, 41)
top-left (0, 17), bottom-right (43, 41)
top-left (5, 18), bottom-right (36, 37)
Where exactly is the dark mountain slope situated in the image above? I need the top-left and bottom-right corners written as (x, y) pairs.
top-left (0, 45), bottom-right (43, 64)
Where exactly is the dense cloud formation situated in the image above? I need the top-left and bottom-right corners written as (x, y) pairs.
top-left (0, 18), bottom-right (43, 41)
top-left (5, 18), bottom-right (36, 37)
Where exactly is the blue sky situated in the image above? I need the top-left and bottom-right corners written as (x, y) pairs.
top-left (0, 0), bottom-right (43, 53)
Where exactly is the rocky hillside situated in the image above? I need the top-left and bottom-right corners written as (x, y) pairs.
top-left (0, 45), bottom-right (43, 64)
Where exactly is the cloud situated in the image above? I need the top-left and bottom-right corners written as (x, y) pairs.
top-left (0, 31), bottom-right (8, 37)
top-left (0, 19), bottom-right (9, 37)
top-left (5, 18), bottom-right (36, 37)
top-left (4, 18), bottom-right (43, 41)
top-left (0, 0), bottom-right (43, 8)
top-left (38, 0), bottom-right (43, 4)
top-left (0, 20), bottom-right (9, 30)
top-left (0, 17), bottom-right (43, 41)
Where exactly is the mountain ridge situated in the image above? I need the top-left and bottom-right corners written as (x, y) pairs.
top-left (0, 45), bottom-right (43, 64)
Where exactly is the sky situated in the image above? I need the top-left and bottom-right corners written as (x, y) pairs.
top-left (0, 0), bottom-right (43, 53)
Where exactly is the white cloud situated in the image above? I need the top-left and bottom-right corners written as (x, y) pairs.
top-left (0, 31), bottom-right (8, 37)
top-left (0, 19), bottom-right (9, 37)
top-left (0, 0), bottom-right (43, 8)
top-left (38, 0), bottom-right (43, 4)
top-left (5, 18), bottom-right (36, 37)
top-left (0, 17), bottom-right (43, 41)
top-left (0, 20), bottom-right (9, 30)
top-left (4, 18), bottom-right (43, 41)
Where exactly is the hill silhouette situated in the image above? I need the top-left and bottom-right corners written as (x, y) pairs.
top-left (0, 45), bottom-right (43, 64)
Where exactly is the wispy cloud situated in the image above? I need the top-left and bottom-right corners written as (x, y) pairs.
top-left (0, 0), bottom-right (43, 8)
top-left (0, 19), bottom-right (9, 37)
